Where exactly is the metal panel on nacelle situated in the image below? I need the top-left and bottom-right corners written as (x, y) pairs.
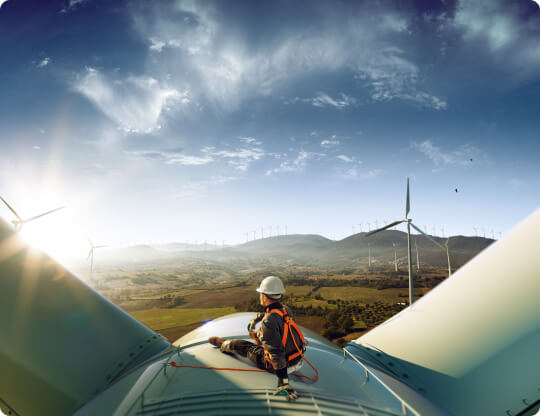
top-left (75, 313), bottom-right (449, 416)
top-left (0, 219), bottom-right (170, 416)
top-left (350, 209), bottom-right (540, 416)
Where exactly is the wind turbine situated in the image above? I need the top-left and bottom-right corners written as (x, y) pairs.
top-left (365, 178), bottom-right (445, 304)
top-left (87, 239), bottom-right (106, 277)
top-left (0, 196), bottom-right (64, 230)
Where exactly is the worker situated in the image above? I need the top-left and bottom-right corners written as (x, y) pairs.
top-left (208, 275), bottom-right (305, 401)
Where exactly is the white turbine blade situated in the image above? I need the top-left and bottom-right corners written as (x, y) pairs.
top-left (95, 245), bottom-right (106, 249)
top-left (405, 177), bottom-right (410, 219)
top-left (24, 206), bottom-right (65, 223)
top-left (365, 220), bottom-right (405, 237)
top-left (0, 196), bottom-right (22, 220)
top-left (88, 238), bottom-right (94, 248)
top-left (410, 222), bottom-right (446, 251)
top-left (87, 249), bottom-right (93, 260)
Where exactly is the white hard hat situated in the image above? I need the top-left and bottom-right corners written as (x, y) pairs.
top-left (256, 275), bottom-right (285, 297)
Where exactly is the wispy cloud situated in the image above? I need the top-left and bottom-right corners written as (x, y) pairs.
top-left (202, 138), bottom-right (265, 171)
top-left (128, 150), bottom-right (214, 166)
top-left (266, 151), bottom-right (313, 175)
top-left (344, 168), bottom-right (382, 180)
top-left (168, 175), bottom-right (238, 200)
top-left (72, 67), bottom-right (186, 133)
top-left (337, 154), bottom-right (355, 163)
top-left (355, 48), bottom-right (447, 110)
top-left (128, 137), bottom-right (264, 171)
top-left (320, 135), bottom-right (340, 149)
top-left (411, 140), bottom-right (483, 165)
top-left (132, 3), bottom-right (446, 112)
top-left (307, 93), bottom-right (356, 109)
top-left (37, 57), bottom-right (50, 68)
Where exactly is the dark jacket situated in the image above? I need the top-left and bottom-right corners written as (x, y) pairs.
top-left (259, 302), bottom-right (304, 375)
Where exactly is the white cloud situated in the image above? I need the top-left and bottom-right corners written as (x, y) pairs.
top-left (165, 154), bottom-right (214, 165)
top-left (320, 136), bottom-right (340, 149)
top-left (355, 48), bottom-right (447, 110)
top-left (308, 93), bottom-right (356, 109)
top-left (72, 67), bottom-right (186, 133)
top-left (454, 0), bottom-right (540, 77)
top-left (37, 57), bottom-right (50, 68)
top-left (411, 140), bottom-right (483, 166)
top-left (343, 168), bottom-right (381, 180)
top-left (266, 151), bottom-right (312, 175)
top-left (238, 136), bottom-right (261, 145)
top-left (128, 150), bottom-right (214, 166)
top-left (337, 155), bottom-right (354, 163)
top-left (202, 144), bottom-right (265, 171)
top-left (169, 175), bottom-right (238, 200)
top-left (131, 3), bottom-right (446, 112)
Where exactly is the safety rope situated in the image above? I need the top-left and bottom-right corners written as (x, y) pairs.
top-left (168, 315), bottom-right (319, 382)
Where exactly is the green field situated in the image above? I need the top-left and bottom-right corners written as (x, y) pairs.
top-left (316, 286), bottom-right (427, 303)
top-left (129, 307), bottom-right (236, 330)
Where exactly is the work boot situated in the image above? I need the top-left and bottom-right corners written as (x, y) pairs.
top-left (208, 336), bottom-right (224, 347)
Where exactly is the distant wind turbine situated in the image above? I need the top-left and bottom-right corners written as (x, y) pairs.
top-left (365, 178), bottom-right (446, 305)
top-left (87, 239), bottom-right (106, 277)
top-left (358, 223), bottom-right (362, 232)
top-left (0, 195), bottom-right (64, 230)
top-left (352, 225), bottom-right (355, 235)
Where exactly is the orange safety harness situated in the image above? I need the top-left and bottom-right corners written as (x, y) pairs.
top-left (169, 308), bottom-right (319, 382)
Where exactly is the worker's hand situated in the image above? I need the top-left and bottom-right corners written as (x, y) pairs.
top-left (247, 312), bottom-right (264, 331)
top-left (248, 330), bottom-right (262, 345)
top-left (274, 378), bottom-right (298, 401)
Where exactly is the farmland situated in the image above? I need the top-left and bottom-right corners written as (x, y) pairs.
top-left (89, 261), bottom-right (451, 346)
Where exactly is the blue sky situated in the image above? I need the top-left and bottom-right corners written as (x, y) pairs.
top-left (1, 0), bottom-right (539, 263)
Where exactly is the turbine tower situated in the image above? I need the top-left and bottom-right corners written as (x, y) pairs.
top-left (87, 239), bottom-right (106, 278)
top-left (365, 178), bottom-right (445, 305)
top-left (0, 195), bottom-right (64, 230)
top-left (358, 223), bottom-right (362, 232)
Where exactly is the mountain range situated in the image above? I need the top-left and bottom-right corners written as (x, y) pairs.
top-left (95, 231), bottom-right (494, 269)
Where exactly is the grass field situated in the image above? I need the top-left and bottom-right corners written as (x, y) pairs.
top-left (316, 286), bottom-right (429, 303)
top-left (129, 307), bottom-right (236, 330)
